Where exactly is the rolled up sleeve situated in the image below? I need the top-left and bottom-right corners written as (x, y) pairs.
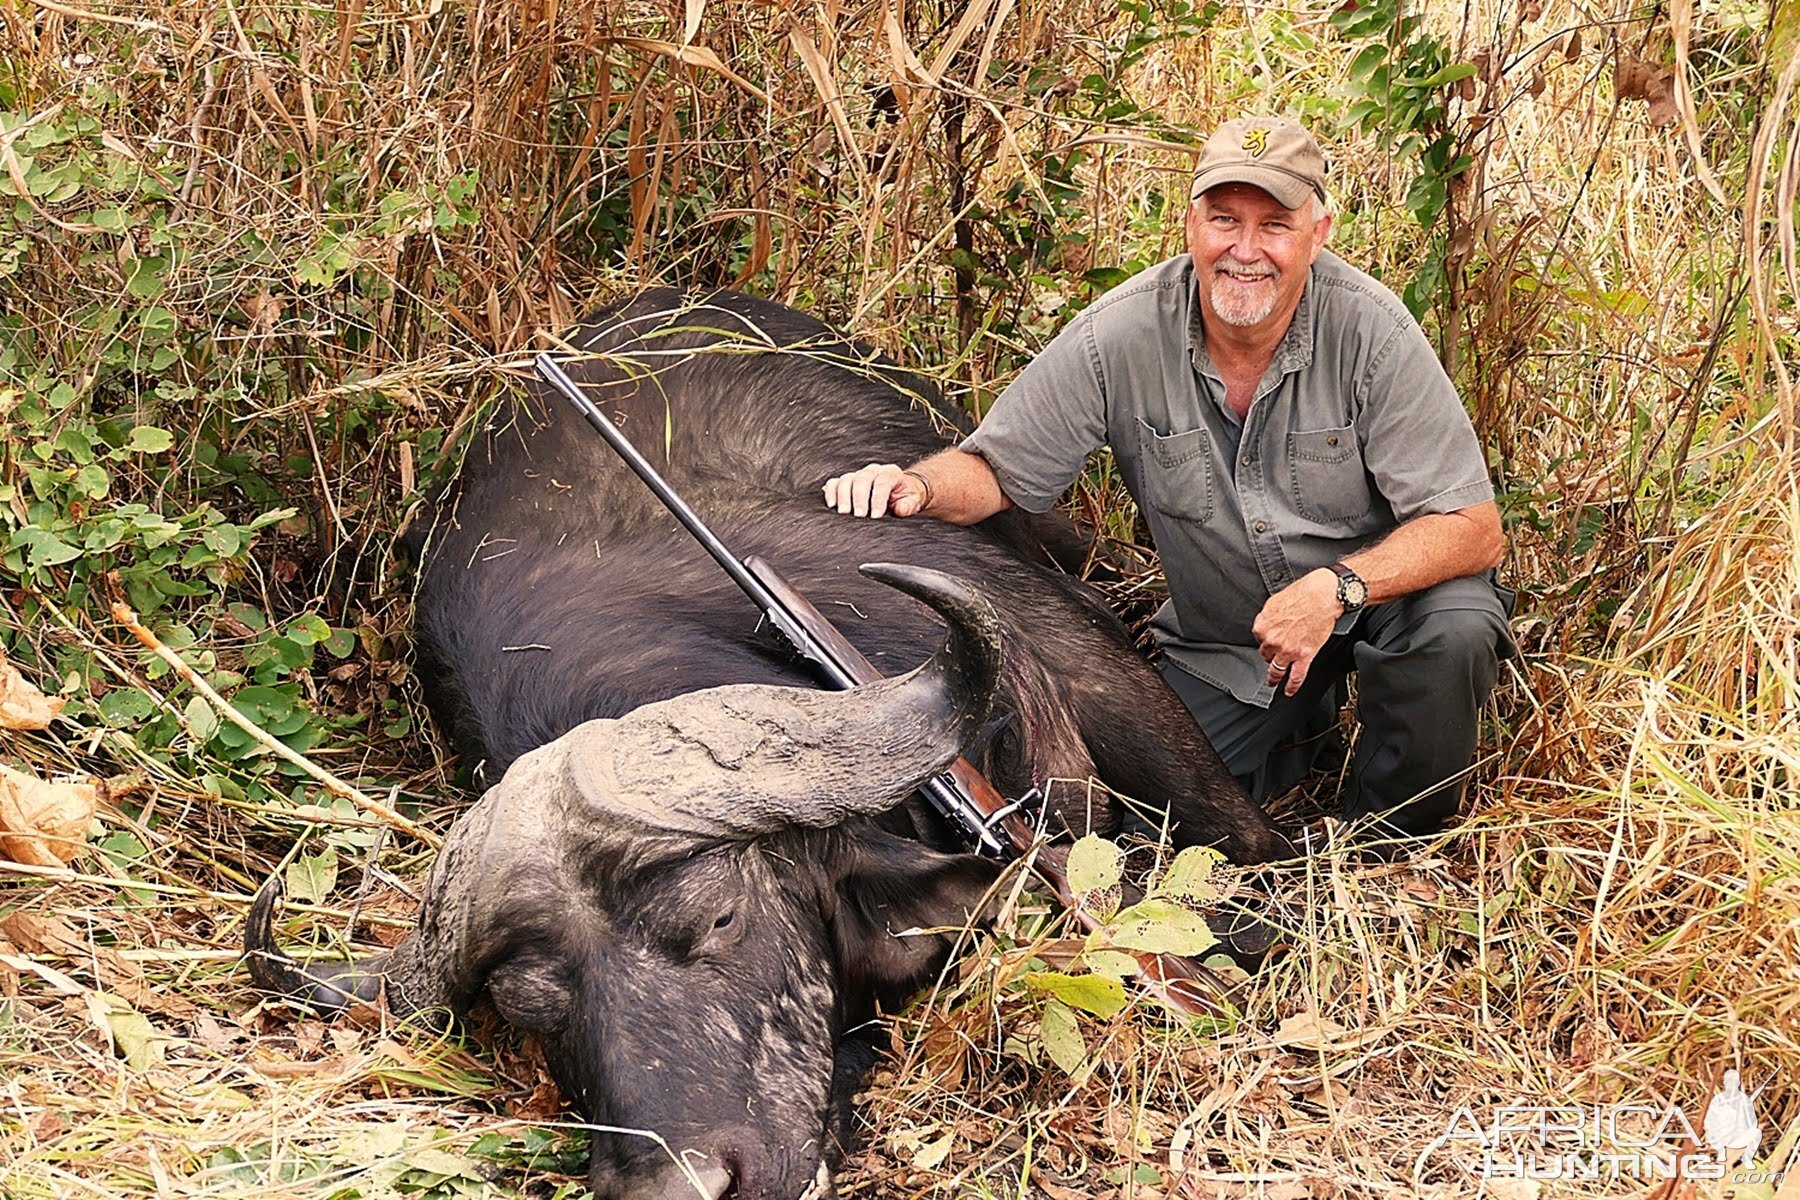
top-left (1354, 322), bottom-right (1494, 523)
top-left (961, 315), bottom-right (1109, 513)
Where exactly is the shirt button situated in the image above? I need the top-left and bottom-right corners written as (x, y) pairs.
top-left (1240, 454), bottom-right (1252, 466)
top-left (1327, 435), bottom-right (1340, 446)
top-left (1254, 520), bottom-right (1268, 533)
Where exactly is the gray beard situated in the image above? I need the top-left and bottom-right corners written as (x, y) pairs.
top-left (1209, 271), bottom-right (1279, 327)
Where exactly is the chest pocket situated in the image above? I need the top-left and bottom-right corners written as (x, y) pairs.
top-left (1136, 418), bottom-right (1214, 524)
top-left (1287, 424), bottom-right (1373, 522)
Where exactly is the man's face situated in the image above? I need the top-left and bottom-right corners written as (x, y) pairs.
top-left (1185, 182), bottom-right (1332, 337)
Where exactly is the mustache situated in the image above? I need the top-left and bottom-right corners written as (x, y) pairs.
top-left (1215, 256), bottom-right (1278, 280)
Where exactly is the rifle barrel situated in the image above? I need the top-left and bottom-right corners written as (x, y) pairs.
top-left (534, 352), bottom-right (1005, 855)
top-left (535, 353), bottom-right (858, 691)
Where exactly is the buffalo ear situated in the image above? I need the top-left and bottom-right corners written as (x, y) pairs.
top-left (828, 828), bottom-right (1004, 1004)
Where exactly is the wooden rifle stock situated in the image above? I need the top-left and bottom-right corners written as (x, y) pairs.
top-left (746, 557), bottom-right (1225, 1017)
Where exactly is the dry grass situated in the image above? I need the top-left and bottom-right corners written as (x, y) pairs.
top-left (1, 0), bottom-right (1796, 1197)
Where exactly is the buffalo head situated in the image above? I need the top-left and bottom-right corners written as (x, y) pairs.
top-left (247, 563), bottom-right (1011, 1199)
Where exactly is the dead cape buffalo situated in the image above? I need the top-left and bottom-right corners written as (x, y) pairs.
top-left (247, 289), bottom-right (1288, 1200)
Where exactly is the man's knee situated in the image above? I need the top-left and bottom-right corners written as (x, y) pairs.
top-left (1365, 600), bottom-right (1506, 686)
top-left (1412, 608), bottom-right (1505, 674)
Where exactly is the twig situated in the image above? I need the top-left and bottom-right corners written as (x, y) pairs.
top-left (0, 860), bottom-right (413, 927)
top-left (109, 601), bottom-right (442, 849)
top-left (24, 0), bottom-right (167, 31)
top-left (343, 821), bottom-right (389, 943)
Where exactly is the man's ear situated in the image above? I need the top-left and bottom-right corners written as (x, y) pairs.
top-left (827, 827), bottom-right (1005, 1005)
top-left (1309, 203), bottom-right (1333, 258)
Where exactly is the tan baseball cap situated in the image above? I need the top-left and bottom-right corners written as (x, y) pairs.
top-left (1190, 116), bottom-right (1328, 210)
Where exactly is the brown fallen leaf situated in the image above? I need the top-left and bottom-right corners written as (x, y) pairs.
top-left (1270, 1008), bottom-right (1394, 1054)
top-left (0, 911), bottom-right (199, 1019)
top-left (1645, 68), bottom-right (1678, 127)
top-left (512, 1074), bottom-right (565, 1120)
top-left (0, 649), bottom-right (63, 730)
top-left (0, 761), bottom-right (95, 866)
top-left (249, 1054), bottom-right (350, 1080)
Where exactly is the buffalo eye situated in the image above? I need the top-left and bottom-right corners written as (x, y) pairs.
top-left (695, 903), bottom-right (744, 955)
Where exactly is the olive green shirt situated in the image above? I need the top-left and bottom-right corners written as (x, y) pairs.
top-left (962, 251), bottom-right (1494, 708)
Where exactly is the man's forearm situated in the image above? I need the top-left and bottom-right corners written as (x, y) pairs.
top-left (1340, 501), bottom-right (1506, 605)
top-left (908, 447), bottom-right (1013, 525)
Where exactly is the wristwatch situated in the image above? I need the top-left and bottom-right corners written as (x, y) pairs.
top-left (1327, 562), bottom-right (1368, 613)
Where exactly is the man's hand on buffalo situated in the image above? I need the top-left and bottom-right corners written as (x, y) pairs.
top-left (1251, 568), bottom-right (1343, 697)
top-left (823, 462), bottom-right (923, 518)
top-left (823, 447), bottom-right (1013, 526)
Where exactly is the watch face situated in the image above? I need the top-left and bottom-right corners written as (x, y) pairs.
top-left (1339, 572), bottom-right (1368, 608)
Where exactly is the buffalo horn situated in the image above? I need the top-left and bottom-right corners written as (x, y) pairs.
top-left (243, 878), bottom-right (387, 1013)
top-left (573, 562), bottom-right (1003, 837)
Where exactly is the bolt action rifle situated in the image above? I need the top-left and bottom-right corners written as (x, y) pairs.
top-left (535, 351), bottom-right (1227, 1016)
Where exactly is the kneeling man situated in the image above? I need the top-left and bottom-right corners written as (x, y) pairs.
top-left (826, 116), bottom-right (1514, 840)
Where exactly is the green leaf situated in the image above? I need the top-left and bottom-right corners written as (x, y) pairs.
top-left (98, 831), bottom-right (146, 864)
top-left (89, 992), bottom-right (165, 1071)
top-left (1025, 970), bottom-right (1128, 1019)
top-left (199, 525), bottom-right (239, 557)
top-left (230, 684), bottom-right (306, 735)
top-left (1151, 845), bottom-right (1225, 902)
top-left (246, 506), bottom-right (297, 532)
top-left (1107, 898), bottom-right (1219, 957)
top-left (285, 850), bottom-right (338, 903)
top-left (263, 635), bottom-right (313, 671)
top-left (1039, 999), bottom-right (1087, 1075)
top-left (340, 1123), bottom-right (409, 1161)
top-left (286, 613), bottom-right (331, 645)
top-left (21, 529), bottom-right (82, 567)
top-left (322, 627), bottom-right (357, 659)
top-left (125, 426), bottom-right (174, 453)
top-left (124, 256), bottom-right (166, 300)
top-left (402, 1146), bottom-right (481, 1179)
top-left (1348, 43), bottom-right (1387, 81)
top-left (97, 687), bottom-right (157, 726)
top-left (184, 694), bottom-right (219, 743)
top-left (1081, 949), bottom-right (1141, 980)
top-left (226, 602), bottom-right (268, 631)
top-left (1066, 833), bottom-right (1123, 893)
top-left (73, 463), bottom-right (110, 498)
top-left (1397, 61), bottom-right (1477, 88)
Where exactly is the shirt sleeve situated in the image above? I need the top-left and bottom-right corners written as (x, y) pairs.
top-left (1354, 319), bottom-right (1494, 523)
top-left (960, 314), bottom-right (1110, 514)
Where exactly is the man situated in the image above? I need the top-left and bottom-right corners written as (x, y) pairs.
top-left (824, 116), bottom-right (1513, 840)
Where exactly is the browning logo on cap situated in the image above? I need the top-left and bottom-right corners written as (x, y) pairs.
top-left (1241, 126), bottom-right (1271, 157)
